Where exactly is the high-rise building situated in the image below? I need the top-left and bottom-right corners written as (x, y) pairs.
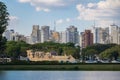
top-left (49, 30), bottom-right (54, 41)
top-left (92, 27), bottom-right (109, 44)
top-left (60, 26), bottom-right (79, 44)
top-left (3, 29), bottom-right (15, 41)
top-left (15, 33), bottom-right (26, 42)
top-left (41, 26), bottom-right (50, 43)
top-left (52, 31), bottom-right (60, 43)
top-left (92, 27), bottom-right (100, 43)
top-left (26, 36), bottom-right (33, 44)
top-left (80, 30), bottom-right (93, 48)
top-left (3, 29), bottom-right (27, 42)
top-left (31, 25), bottom-right (41, 44)
top-left (3, 30), bottom-right (11, 41)
top-left (60, 31), bottom-right (67, 43)
top-left (109, 24), bottom-right (120, 44)
top-left (66, 26), bottom-right (79, 44)
top-left (79, 32), bottom-right (84, 48)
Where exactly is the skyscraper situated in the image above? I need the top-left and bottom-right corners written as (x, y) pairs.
top-left (31, 25), bottom-right (41, 44)
top-left (3, 29), bottom-right (15, 41)
top-left (26, 36), bottom-right (32, 44)
top-left (109, 24), bottom-right (120, 44)
top-left (52, 31), bottom-right (60, 43)
top-left (80, 30), bottom-right (93, 48)
top-left (92, 27), bottom-right (109, 44)
top-left (41, 26), bottom-right (50, 43)
top-left (60, 31), bottom-right (67, 43)
top-left (79, 32), bottom-right (84, 48)
top-left (66, 26), bottom-right (79, 44)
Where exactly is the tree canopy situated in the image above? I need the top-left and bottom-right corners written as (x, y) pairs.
top-left (81, 43), bottom-right (118, 60)
top-left (29, 42), bottom-right (80, 59)
top-left (4, 41), bottom-right (80, 59)
top-left (99, 45), bottom-right (120, 60)
top-left (0, 1), bottom-right (9, 55)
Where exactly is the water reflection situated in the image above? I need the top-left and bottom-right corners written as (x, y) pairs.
top-left (1, 71), bottom-right (120, 80)
top-left (0, 71), bottom-right (6, 80)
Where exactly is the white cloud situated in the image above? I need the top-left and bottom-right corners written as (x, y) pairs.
top-left (87, 3), bottom-right (97, 8)
top-left (66, 18), bottom-right (70, 22)
top-left (9, 16), bottom-right (18, 21)
top-left (56, 18), bottom-right (72, 25)
top-left (18, 0), bottom-right (78, 12)
top-left (8, 16), bottom-right (19, 28)
top-left (43, 9), bottom-right (50, 12)
top-left (19, 0), bottom-right (30, 3)
top-left (56, 19), bottom-right (63, 24)
top-left (76, 0), bottom-right (120, 26)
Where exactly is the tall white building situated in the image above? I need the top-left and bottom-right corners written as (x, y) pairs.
top-left (66, 26), bottom-right (79, 44)
top-left (26, 36), bottom-right (33, 44)
top-left (41, 26), bottom-right (50, 43)
top-left (60, 31), bottom-right (67, 43)
top-left (92, 27), bottom-right (109, 44)
top-left (60, 26), bottom-right (79, 44)
top-left (79, 32), bottom-right (84, 48)
top-left (109, 24), bottom-right (120, 44)
top-left (3, 29), bottom-right (15, 41)
top-left (3, 29), bottom-right (26, 42)
top-left (31, 25), bottom-right (41, 44)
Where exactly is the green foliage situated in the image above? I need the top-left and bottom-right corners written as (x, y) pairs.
top-left (99, 45), bottom-right (120, 60)
top-left (4, 41), bottom-right (80, 59)
top-left (81, 44), bottom-right (117, 60)
top-left (0, 2), bottom-right (9, 34)
top-left (82, 44), bottom-right (116, 54)
top-left (0, 1), bottom-right (9, 54)
top-left (5, 41), bottom-right (30, 59)
top-left (29, 42), bottom-right (80, 59)
top-left (0, 37), bottom-right (7, 54)
top-left (85, 49), bottom-right (97, 56)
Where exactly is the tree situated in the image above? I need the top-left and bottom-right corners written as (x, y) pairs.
top-left (5, 41), bottom-right (30, 59)
top-left (85, 49), bottom-right (98, 60)
top-left (5, 41), bottom-right (20, 59)
top-left (0, 2), bottom-right (9, 55)
top-left (99, 45), bottom-right (120, 60)
top-left (6, 45), bottom-right (20, 59)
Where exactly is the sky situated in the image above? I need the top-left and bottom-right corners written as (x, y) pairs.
top-left (0, 0), bottom-right (120, 36)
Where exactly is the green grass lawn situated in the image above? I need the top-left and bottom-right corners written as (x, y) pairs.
top-left (0, 64), bottom-right (120, 71)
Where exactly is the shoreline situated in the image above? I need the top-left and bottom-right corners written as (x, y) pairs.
top-left (0, 64), bottom-right (120, 71)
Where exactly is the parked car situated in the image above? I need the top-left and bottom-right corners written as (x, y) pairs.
top-left (111, 60), bottom-right (120, 63)
top-left (100, 60), bottom-right (108, 63)
top-left (85, 60), bottom-right (97, 63)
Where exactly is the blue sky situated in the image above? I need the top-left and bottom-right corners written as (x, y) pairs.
top-left (1, 0), bottom-right (120, 36)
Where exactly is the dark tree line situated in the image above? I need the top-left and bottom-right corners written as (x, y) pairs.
top-left (4, 41), bottom-right (80, 59)
top-left (0, 1), bottom-right (9, 55)
top-left (81, 43), bottom-right (120, 61)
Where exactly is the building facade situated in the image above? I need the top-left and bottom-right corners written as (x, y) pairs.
top-left (60, 31), bottom-right (67, 43)
top-left (41, 26), bottom-right (50, 43)
top-left (66, 26), bottom-right (79, 44)
top-left (109, 24), bottom-right (120, 44)
top-left (92, 27), bottom-right (109, 44)
top-left (52, 31), bottom-right (60, 43)
top-left (3, 29), bottom-right (15, 41)
top-left (31, 25), bottom-right (41, 44)
top-left (27, 50), bottom-right (76, 63)
top-left (80, 30), bottom-right (93, 48)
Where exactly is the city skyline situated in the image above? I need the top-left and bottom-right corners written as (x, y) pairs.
top-left (1, 0), bottom-right (120, 36)
top-left (3, 24), bottom-right (120, 45)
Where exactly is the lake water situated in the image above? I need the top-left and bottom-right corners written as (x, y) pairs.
top-left (0, 71), bottom-right (120, 80)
